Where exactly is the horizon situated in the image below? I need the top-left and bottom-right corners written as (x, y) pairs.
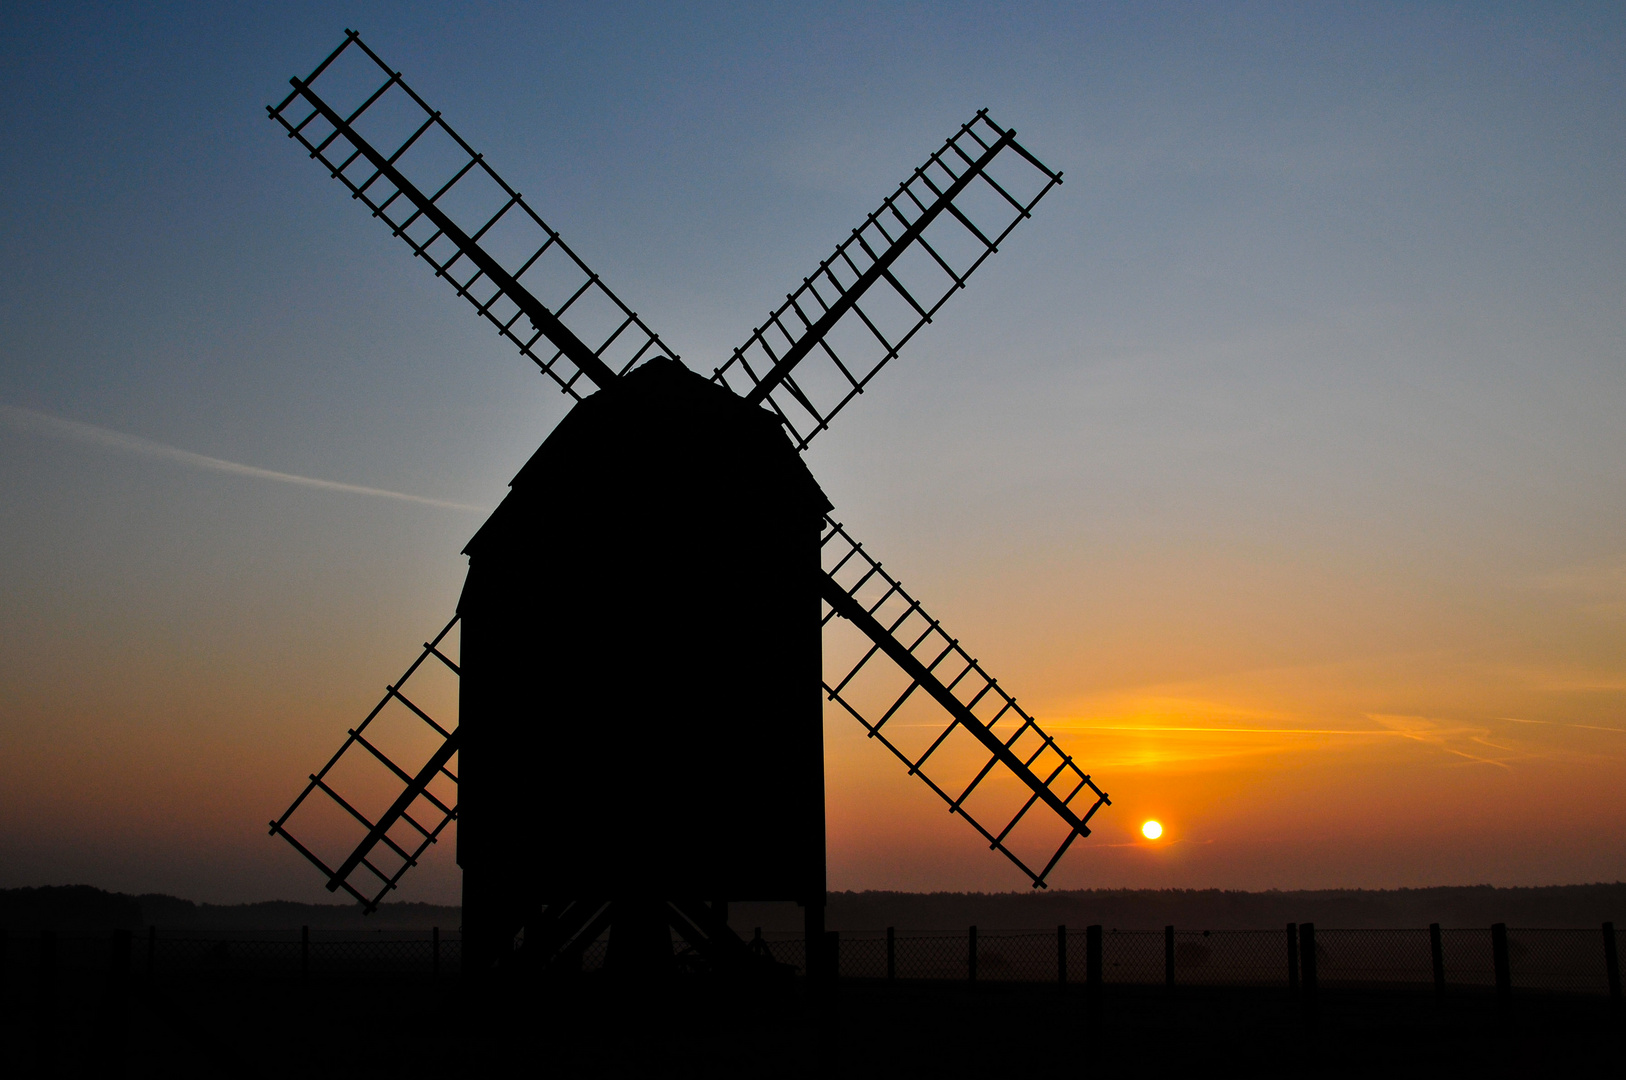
top-left (13, 879), bottom-right (1626, 906)
top-left (1, 3), bottom-right (1624, 905)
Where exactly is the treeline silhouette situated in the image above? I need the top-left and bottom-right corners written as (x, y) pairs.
top-left (0, 885), bottom-right (457, 931)
top-left (5, 883), bottom-right (1623, 933)
top-left (791, 885), bottom-right (1626, 932)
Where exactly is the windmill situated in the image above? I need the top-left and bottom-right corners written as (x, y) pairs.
top-left (266, 30), bottom-right (1110, 977)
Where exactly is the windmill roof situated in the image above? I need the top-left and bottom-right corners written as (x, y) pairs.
top-left (463, 358), bottom-right (829, 559)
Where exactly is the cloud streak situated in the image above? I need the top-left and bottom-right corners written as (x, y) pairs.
top-left (0, 403), bottom-right (484, 512)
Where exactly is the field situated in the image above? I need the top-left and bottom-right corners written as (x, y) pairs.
top-left (4, 970), bottom-right (1622, 1078)
top-left (3, 927), bottom-right (1622, 1077)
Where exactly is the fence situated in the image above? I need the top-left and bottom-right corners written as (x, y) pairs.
top-left (2, 923), bottom-right (1620, 1000)
top-left (775, 922), bottom-right (1622, 999)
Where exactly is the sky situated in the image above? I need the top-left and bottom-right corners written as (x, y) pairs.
top-left (1, 2), bottom-right (1623, 905)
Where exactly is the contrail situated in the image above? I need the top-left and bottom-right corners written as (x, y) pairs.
top-left (0, 403), bottom-right (484, 512)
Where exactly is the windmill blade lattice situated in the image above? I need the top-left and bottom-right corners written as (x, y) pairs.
top-left (268, 30), bottom-right (675, 397)
top-left (269, 617), bottom-right (461, 911)
top-left (820, 520), bottom-right (1108, 887)
top-left (711, 110), bottom-right (1061, 451)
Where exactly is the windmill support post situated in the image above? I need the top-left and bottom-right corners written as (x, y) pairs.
top-left (1299, 923), bottom-right (1318, 1023)
top-left (805, 900), bottom-right (827, 984)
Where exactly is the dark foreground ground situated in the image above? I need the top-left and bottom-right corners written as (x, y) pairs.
top-left (5, 973), bottom-right (1621, 1078)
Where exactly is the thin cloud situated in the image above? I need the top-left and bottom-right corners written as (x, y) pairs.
top-left (0, 403), bottom-right (483, 512)
top-left (1054, 724), bottom-right (1405, 736)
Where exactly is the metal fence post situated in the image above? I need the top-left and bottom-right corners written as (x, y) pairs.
top-left (1299, 922), bottom-right (1317, 1021)
top-left (146, 925), bottom-right (156, 983)
top-left (1491, 923), bottom-right (1511, 1012)
top-left (968, 925), bottom-right (977, 983)
top-left (1164, 926), bottom-right (1175, 989)
top-left (40, 929), bottom-right (57, 1014)
top-left (886, 926), bottom-right (895, 982)
top-left (301, 925), bottom-right (310, 982)
top-left (0, 928), bottom-right (7, 1010)
top-left (432, 926), bottom-right (440, 981)
top-left (104, 927), bottom-right (132, 1055)
top-left (1604, 922), bottom-right (1620, 1008)
top-left (109, 928), bottom-right (131, 992)
top-left (1057, 925), bottom-right (1067, 984)
top-left (825, 930), bottom-right (840, 981)
top-left (1429, 923), bottom-right (1446, 1004)
top-left (1086, 925), bottom-right (1102, 993)
top-left (1287, 923), bottom-right (1298, 992)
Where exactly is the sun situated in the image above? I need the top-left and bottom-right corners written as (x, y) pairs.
top-left (1141, 820), bottom-right (1163, 840)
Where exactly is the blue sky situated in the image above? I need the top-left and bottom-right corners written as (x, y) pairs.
top-left (2, 2), bottom-right (1623, 902)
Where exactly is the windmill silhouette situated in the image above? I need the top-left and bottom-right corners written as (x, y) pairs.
top-left (267, 30), bottom-right (1110, 977)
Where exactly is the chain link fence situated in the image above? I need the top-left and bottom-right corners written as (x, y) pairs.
top-left (2, 924), bottom-right (1619, 997)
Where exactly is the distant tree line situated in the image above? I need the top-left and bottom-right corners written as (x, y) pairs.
top-left (5, 882), bottom-right (1622, 933)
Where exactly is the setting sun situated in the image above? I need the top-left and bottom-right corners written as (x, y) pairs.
top-left (1142, 820), bottom-right (1164, 840)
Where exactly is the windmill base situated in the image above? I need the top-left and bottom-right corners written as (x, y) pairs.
top-left (464, 892), bottom-right (828, 982)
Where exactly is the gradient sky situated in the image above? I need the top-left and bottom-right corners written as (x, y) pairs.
top-left (1, 2), bottom-right (1623, 904)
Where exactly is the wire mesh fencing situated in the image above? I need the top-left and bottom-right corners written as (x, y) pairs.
top-left (1, 924), bottom-right (1619, 998)
top-left (1507, 928), bottom-right (1614, 995)
top-left (1314, 929), bottom-right (1436, 988)
top-left (0, 929), bottom-right (462, 988)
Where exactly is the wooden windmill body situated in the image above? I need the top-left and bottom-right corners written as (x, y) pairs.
top-left (459, 361), bottom-right (828, 967)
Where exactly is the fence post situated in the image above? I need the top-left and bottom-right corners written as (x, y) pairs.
top-left (301, 925), bottom-right (310, 982)
top-left (1606, 917), bottom-right (1619, 1001)
top-left (1057, 925), bottom-right (1067, 984)
top-left (40, 929), bottom-right (57, 1015)
top-left (825, 930), bottom-right (840, 981)
top-left (1429, 923), bottom-right (1446, 1004)
top-left (1299, 922), bottom-right (1317, 1021)
top-left (1086, 925), bottom-right (1102, 993)
top-left (968, 925), bottom-right (977, 983)
top-left (1287, 923), bottom-right (1298, 993)
top-left (432, 926), bottom-right (440, 981)
top-left (147, 925), bottom-right (156, 983)
top-left (886, 926), bottom-right (895, 982)
top-left (0, 927), bottom-right (7, 1010)
top-left (1491, 923), bottom-right (1511, 1012)
top-left (103, 928), bottom-right (132, 1056)
top-left (109, 928), bottom-right (131, 992)
top-left (1164, 926), bottom-right (1175, 989)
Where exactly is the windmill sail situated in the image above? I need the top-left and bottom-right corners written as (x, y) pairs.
top-left (269, 617), bottom-right (461, 911)
top-left (820, 519), bottom-right (1109, 887)
top-left (268, 30), bottom-right (675, 397)
top-left (710, 110), bottom-right (1062, 451)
